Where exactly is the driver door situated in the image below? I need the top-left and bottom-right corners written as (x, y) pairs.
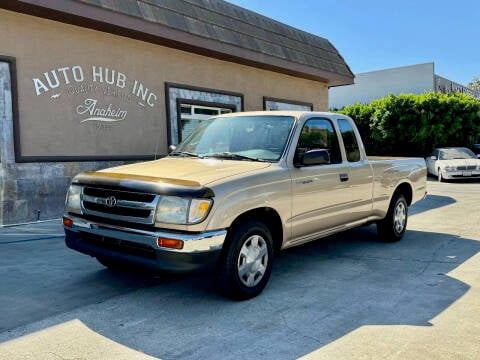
top-left (290, 118), bottom-right (353, 240)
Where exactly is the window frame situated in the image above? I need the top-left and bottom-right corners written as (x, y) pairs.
top-left (294, 117), bottom-right (342, 166)
top-left (165, 83), bottom-right (244, 146)
top-left (175, 99), bottom-right (235, 142)
top-left (263, 96), bottom-right (313, 111)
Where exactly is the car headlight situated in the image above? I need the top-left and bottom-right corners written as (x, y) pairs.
top-left (155, 196), bottom-right (212, 224)
top-left (66, 184), bottom-right (82, 214)
top-left (444, 166), bottom-right (456, 172)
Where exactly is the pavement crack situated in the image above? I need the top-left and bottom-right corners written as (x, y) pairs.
top-left (416, 237), bottom-right (459, 277)
top-left (279, 313), bottom-right (323, 345)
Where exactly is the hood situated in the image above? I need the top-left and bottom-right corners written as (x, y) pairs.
top-left (93, 157), bottom-right (272, 186)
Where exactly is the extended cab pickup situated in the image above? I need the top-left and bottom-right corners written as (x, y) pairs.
top-left (63, 111), bottom-right (427, 299)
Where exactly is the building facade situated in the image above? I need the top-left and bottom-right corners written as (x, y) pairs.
top-left (329, 62), bottom-right (480, 109)
top-left (0, 0), bottom-right (353, 225)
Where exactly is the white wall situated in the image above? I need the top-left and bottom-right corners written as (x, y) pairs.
top-left (329, 63), bottom-right (435, 109)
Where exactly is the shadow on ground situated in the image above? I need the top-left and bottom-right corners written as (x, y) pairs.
top-left (0, 239), bottom-right (181, 332)
top-left (2, 221), bottom-right (479, 359)
top-left (71, 226), bottom-right (480, 360)
top-left (409, 194), bottom-right (456, 215)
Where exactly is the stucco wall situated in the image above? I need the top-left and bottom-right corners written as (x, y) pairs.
top-left (2, 9), bottom-right (328, 159)
top-left (0, 58), bottom-right (123, 224)
top-left (0, 9), bottom-right (328, 225)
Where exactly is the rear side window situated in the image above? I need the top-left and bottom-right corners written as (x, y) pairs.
top-left (338, 119), bottom-right (361, 162)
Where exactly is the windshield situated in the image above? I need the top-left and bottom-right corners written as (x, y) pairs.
top-left (172, 115), bottom-right (295, 162)
top-left (439, 148), bottom-right (477, 160)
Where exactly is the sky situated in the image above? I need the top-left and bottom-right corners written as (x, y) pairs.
top-left (226, 0), bottom-right (479, 86)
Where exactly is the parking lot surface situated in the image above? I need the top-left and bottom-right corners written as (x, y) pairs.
top-left (0, 179), bottom-right (479, 359)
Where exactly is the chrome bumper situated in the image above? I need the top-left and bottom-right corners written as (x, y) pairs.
top-left (442, 170), bottom-right (480, 179)
top-left (63, 214), bottom-right (227, 254)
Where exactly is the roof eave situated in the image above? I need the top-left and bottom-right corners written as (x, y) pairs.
top-left (1, 0), bottom-right (354, 86)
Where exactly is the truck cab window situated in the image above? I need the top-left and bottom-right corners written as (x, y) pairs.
top-left (295, 118), bottom-right (342, 165)
top-left (338, 119), bottom-right (361, 162)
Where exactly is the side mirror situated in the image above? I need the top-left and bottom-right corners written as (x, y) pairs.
top-left (168, 145), bottom-right (177, 153)
top-left (296, 149), bottom-right (330, 167)
top-left (430, 156), bottom-right (437, 160)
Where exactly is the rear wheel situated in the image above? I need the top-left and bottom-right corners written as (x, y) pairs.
top-left (216, 220), bottom-right (274, 300)
top-left (377, 193), bottom-right (408, 242)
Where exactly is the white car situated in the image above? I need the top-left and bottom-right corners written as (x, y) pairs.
top-left (426, 147), bottom-right (480, 182)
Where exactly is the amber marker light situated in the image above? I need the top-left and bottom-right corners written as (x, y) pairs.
top-left (157, 237), bottom-right (184, 250)
top-left (62, 216), bottom-right (73, 228)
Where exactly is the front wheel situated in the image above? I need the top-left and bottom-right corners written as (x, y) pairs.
top-left (216, 220), bottom-right (274, 300)
top-left (377, 193), bottom-right (408, 242)
top-left (438, 169), bottom-right (443, 182)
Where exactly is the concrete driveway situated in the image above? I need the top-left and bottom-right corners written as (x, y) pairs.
top-left (0, 179), bottom-right (479, 359)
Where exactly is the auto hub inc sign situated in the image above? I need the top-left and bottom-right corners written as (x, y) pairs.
top-left (32, 64), bottom-right (157, 127)
top-left (18, 63), bottom-right (162, 159)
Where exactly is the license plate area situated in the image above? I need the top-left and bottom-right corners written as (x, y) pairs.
top-left (463, 171), bottom-right (472, 177)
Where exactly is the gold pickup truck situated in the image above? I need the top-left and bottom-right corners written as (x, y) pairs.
top-left (63, 111), bottom-right (427, 299)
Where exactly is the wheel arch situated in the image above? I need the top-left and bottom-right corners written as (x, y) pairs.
top-left (226, 207), bottom-right (283, 255)
top-left (393, 182), bottom-right (413, 206)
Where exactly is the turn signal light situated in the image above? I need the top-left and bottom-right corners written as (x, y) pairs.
top-left (62, 217), bottom-right (73, 228)
top-left (157, 237), bottom-right (184, 250)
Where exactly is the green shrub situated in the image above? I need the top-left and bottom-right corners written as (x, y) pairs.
top-left (334, 92), bottom-right (480, 157)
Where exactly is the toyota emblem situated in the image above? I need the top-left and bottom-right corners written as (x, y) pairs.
top-left (105, 195), bottom-right (117, 208)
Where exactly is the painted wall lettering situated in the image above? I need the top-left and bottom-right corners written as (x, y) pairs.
top-left (76, 98), bottom-right (127, 122)
top-left (33, 66), bottom-right (85, 95)
top-left (132, 80), bottom-right (157, 107)
top-left (31, 64), bottom-right (159, 127)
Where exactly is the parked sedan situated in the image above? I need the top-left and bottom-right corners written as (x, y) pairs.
top-left (426, 147), bottom-right (480, 182)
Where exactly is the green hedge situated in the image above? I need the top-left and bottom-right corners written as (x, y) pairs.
top-left (335, 92), bottom-right (480, 157)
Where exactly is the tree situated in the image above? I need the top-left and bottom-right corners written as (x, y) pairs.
top-left (468, 76), bottom-right (480, 91)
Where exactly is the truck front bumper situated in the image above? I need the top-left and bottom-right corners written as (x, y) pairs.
top-left (63, 215), bottom-right (227, 273)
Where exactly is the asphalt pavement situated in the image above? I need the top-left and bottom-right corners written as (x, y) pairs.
top-left (0, 178), bottom-right (479, 359)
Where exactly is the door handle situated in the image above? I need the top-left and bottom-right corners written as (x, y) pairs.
top-left (339, 173), bottom-right (349, 182)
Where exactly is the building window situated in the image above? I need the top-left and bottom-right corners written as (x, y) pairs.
top-left (0, 56), bottom-right (19, 163)
top-left (178, 102), bottom-right (234, 141)
top-left (263, 96), bottom-right (313, 111)
top-left (165, 83), bottom-right (243, 145)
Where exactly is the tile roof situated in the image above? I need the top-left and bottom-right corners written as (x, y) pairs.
top-left (3, 0), bottom-right (354, 85)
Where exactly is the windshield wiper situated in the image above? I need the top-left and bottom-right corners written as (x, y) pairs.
top-left (169, 151), bottom-right (204, 158)
top-left (206, 152), bottom-right (267, 162)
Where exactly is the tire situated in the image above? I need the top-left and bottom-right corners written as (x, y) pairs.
top-left (438, 169), bottom-right (443, 182)
top-left (377, 193), bottom-right (408, 242)
top-left (216, 220), bottom-right (274, 300)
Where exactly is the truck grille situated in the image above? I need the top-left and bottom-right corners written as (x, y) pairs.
top-left (81, 186), bottom-right (159, 225)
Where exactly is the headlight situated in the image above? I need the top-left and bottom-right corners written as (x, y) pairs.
top-left (444, 166), bottom-right (456, 172)
top-left (155, 196), bottom-right (212, 224)
top-left (66, 184), bottom-right (82, 214)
